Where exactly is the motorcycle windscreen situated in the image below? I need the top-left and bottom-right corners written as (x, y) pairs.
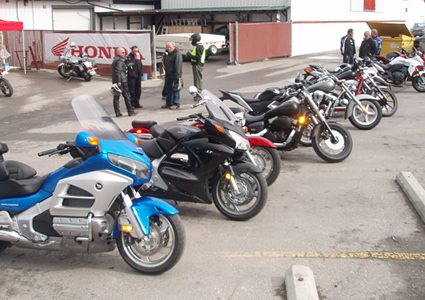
top-left (72, 95), bottom-right (128, 141)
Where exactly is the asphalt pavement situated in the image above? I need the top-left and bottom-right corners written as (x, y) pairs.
top-left (1, 51), bottom-right (425, 299)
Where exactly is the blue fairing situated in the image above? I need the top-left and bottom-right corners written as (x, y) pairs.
top-left (61, 139), bottom-right (152, 185)
top-left (113, 196), bottom-right (179, 238)
top-left (0, 189), bottom-right (51, 211)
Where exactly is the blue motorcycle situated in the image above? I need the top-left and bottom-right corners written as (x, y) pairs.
top-left (0, 95), bottom-right (185, 274)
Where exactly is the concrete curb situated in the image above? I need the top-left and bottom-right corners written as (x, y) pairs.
top-left (285, 265), bottom-right (319, 300)
top-left (396, 171), bottom-right (425, 223)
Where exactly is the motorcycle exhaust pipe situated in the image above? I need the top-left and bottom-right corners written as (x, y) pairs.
top-left (0, 229), bottom-right (21, 242)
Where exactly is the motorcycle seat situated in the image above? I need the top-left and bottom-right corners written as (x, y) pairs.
top-left (150, 125), bottom-right (166, 138)
top-left (131, 120), bottom-right (157, 129)
top-left (139, 139), bottom-right (164, 159)
top-left (245, 113), bottom-right (266, 124)
top-left (0, 173), bottom-right (50, 199)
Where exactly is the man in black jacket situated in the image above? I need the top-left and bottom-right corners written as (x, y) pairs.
top-left (340, 28), bottom-right (356, 64)
top-left (125, 45), bottom-right (143, 109)
top-left (161, 42), bottom-right (182, 109)
top-left (359, 31), bottom-right (378, 59)
top-left (112, 47), bottom-right (135, 117)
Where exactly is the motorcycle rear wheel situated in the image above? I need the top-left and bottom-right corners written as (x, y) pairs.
top-left (312, 122), bottom-right (353, 163)
top-left (412, 74), bottom-right (425, 92)
top-left (348, 99), bottom-right (382, 130)
top-left (248, 146), bottom-right (281, 186)
top-left (212, 171), bottom-right (268, 221)
top-left (117, 214), bottom-right (185, 274)
top-left (57, 64), bottom-right (72, 78)
top-left (0, 78), bottom-right (13, 97)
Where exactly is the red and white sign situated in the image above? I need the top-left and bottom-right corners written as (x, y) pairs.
top-left (44, 33), bottom-right (152, 65)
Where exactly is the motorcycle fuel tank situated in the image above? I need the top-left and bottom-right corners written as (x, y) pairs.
top-left (265, 99), bottom-right (300, 119)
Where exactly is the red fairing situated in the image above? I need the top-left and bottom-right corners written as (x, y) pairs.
top-left (247, 136), bottom-right (276, 148)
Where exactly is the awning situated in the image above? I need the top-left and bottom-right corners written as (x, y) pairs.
top-left (0, 19), bottom-right (23, 31)
top-left (0, 19), bottom-right (26, 73)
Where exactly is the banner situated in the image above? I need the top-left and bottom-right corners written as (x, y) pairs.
top-left (44, 33), bottom-right (152, 65)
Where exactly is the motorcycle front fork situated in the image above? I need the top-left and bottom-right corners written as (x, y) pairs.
top-left (223, 162), bottom-right (242, 195)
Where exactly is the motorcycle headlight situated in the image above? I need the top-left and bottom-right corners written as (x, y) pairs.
top-left (108, 154), bottom-right (150, 179)
top-left (229, 131), bottom-right (250, 151)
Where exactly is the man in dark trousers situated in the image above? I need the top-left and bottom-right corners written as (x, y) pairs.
top-left (340, 28), bottom-right (356, 64)
top-left (359, 31), bottom-right (377, 59)
top-left (186, 33), bottom-right (205, 101)
top-left (125, 45), bottom-right (143, 109)
top-left (161, 42), bottom-right (182, 109)
top-left (112, 47), bottom-right (135, 117)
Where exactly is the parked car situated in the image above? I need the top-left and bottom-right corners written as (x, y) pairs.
top-left (410, 22), bottom-right (425, 37)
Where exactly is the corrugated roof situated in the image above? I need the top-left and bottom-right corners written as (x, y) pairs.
top-left (99, 6), bottom-right (289, 15)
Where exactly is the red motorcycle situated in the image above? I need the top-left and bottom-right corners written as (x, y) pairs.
top-left (126, 118), bottom-right (281, 186)
top-left (0, 66), bottom-right (13, 97)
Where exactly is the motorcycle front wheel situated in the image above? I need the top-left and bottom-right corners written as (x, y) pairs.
top-left (57, 64), bottom-right (72, 78)
top-left (0, 78), bottom-right (13, 97)
top-left (117, 214), bottom-right (185, 274)
top-left (82, 72), bottom-right (92, 81)
top-left (0, 241), bottom-right (9, 253)
top-left (378, 87), bottom-right (398, 117)
top-left (311, 122), bottom-right (353, 163)
top-left (299, 123), bottom-right (314, 147)
top-left (212, 171), bottom-right (268, 221)
top-left (348, 99), bottom-right (382, 130)
top-left (412, 74), bottom-right (425, 92)
top-left (248, 146), bottom-right (281, 186)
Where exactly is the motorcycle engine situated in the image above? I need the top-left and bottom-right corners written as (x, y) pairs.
top-left (391, 71), bottom-right (405, 85)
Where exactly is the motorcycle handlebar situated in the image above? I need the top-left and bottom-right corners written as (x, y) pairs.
top-left (38, 143), bottom-right (72, 157)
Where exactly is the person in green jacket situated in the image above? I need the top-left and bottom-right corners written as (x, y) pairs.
top-left (186, 33), bottom-right (205, 101)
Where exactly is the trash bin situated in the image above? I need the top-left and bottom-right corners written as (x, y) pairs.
top-left (367, 22), bottom-right (415, 56)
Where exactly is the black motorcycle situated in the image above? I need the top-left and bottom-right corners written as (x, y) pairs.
top-left (220, 82), bottom-right (353, 163)
top-left (133, 87), bottom-right (268, 221)
top-left (57, 51), bottom-right (97, 81)
top-left (0, 67), bottom-right (13, 97)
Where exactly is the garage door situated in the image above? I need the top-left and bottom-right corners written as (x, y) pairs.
top-left (53, 8), bottom-right (92, 31)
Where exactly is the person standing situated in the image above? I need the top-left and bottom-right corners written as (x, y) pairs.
top-left (340, 28), bottom-right (356, 64)
top-left (112, 47), bottom-right (135, 117)
top-left (161, 42), bottom-right (182, 110)
top-left (359, 31), bottom-right (377, 59)
top-left (186, 33), bottom-right (205, 101)
top-left (125, 45), bottom-right (143, 109)
top-left (371, 29), bottom-right (382, 55)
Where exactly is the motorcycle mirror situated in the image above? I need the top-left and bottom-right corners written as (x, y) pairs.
top-left (189, 86), bottom-right (200, 97)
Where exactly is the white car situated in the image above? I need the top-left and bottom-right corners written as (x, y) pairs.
top-left (155, 33), bottom-right (226, 56)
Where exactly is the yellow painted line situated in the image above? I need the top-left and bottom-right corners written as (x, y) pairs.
top-left (218, 251), bottom-right (425, 260)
